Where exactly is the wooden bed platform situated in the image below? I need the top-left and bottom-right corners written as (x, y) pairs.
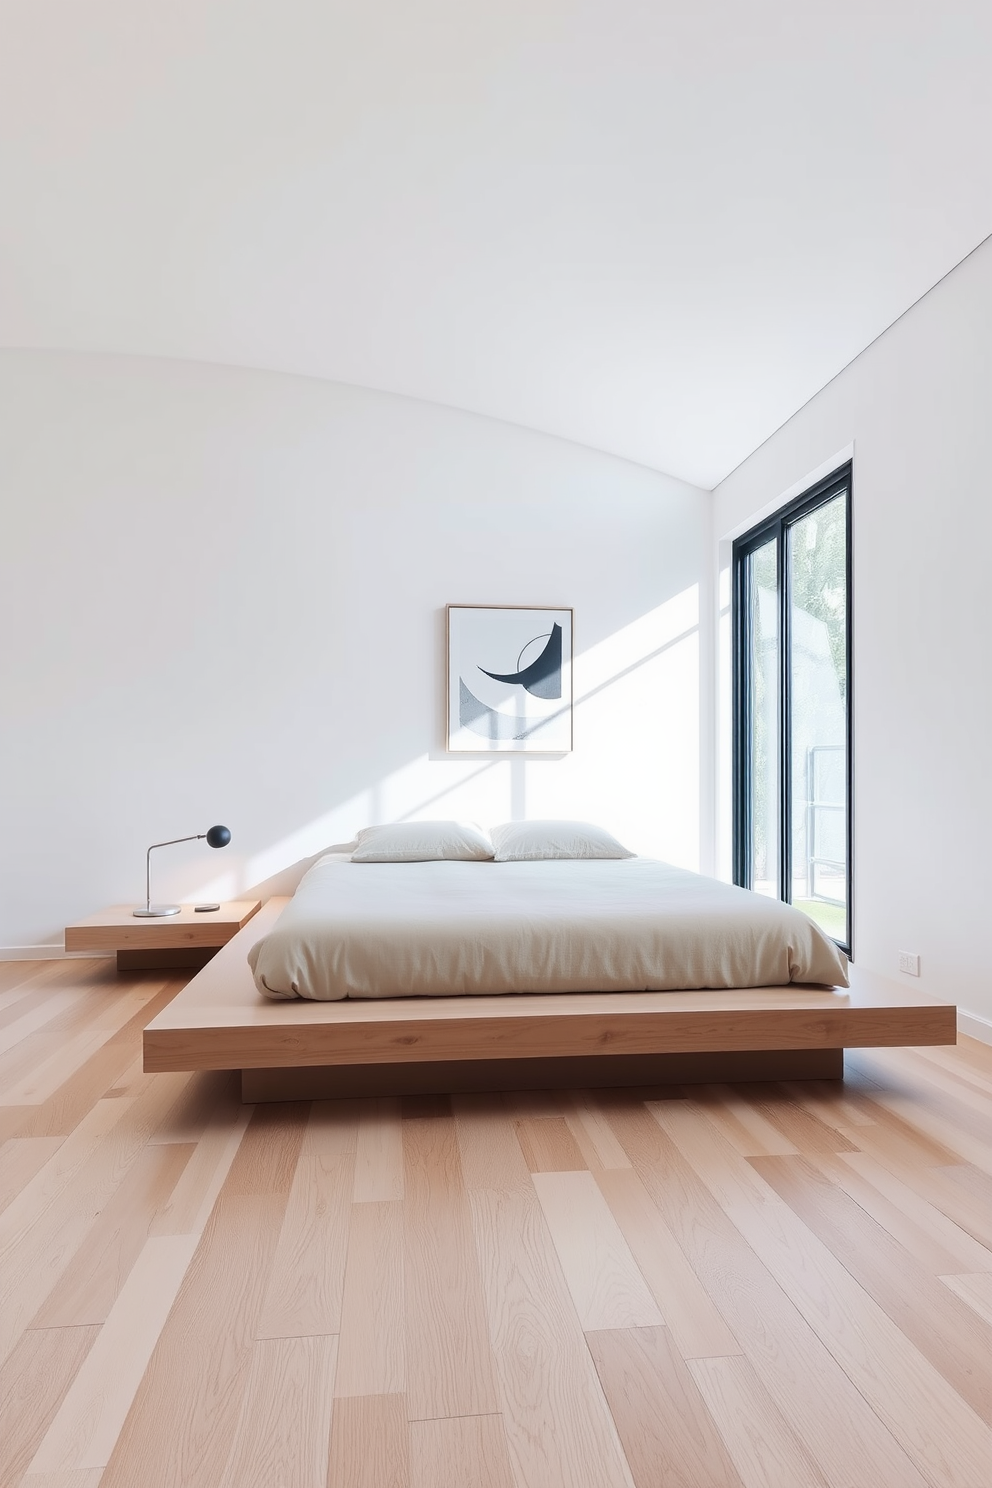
top-left (143, 897), bottom-right (958, 1102)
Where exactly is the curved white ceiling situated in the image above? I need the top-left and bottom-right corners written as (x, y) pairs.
top-left (2, 0), bottom-right (991, 487)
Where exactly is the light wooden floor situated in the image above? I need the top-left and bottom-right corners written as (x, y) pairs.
top-left (2, 959), bottom-right (992, 1488)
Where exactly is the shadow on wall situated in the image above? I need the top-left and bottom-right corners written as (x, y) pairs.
top-left (191, 585), bottom-right (702, 904)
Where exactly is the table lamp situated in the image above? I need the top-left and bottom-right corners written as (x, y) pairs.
top-left (133, 825), bottom-right (232, 917)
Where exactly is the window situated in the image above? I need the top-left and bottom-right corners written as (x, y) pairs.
top-left (733, 464), bottom-right (852, 953)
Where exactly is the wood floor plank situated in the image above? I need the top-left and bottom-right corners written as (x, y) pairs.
top-left (889, 1045), bottom-right (992, 1110)
top-left (0, 1324), bottom-right (100, 1488)
top-left (724, 1187), bottom-right (992, 1487)
top-left (403, 1118), bottom-right (499, 1420)
top-left (564, 1096), bottom-right (633, 1170)
top-left (221, 1100), bottom-right (308, 1196)
top-left (839, 1125), bottom-right (992, 1249)
top-left (648, 1101), bottom-right (784, 1211)
top-left (587, 1326), bottom-right (745, 1488)
top-left (742, 1085), bottom-right (859, 1155)
top-left (845, 1063), bottom-right (976, 1163)
top-left (843, 1091), bottom-right (964, 1168)
top-left (0, 967), bottom-right (61, 1014)
top-left (688, 1354), bottom-right (831, 1488)
top-left (217, 1334), bottom-right (337, 1488)
top-left (469, 1187), bottom-right (636, 1488)
top-left (752, 1152), bottom-right (992, 1424)
top-left (593, 1165), bottom-right (741, 1359)
top-left (936, 1159), bottom-right (992, 1207)
top-left (787, 1077), bottom-right (880, 1128)
top-left (692, 1086), bottom-right (800, 1157)
top-left (33, 1142), bottom-right (194, 1328)
top-left (354, 1098), bottom-right (404, 1201)
top-left (410, 1414), bottom-right (515, 1488)
top-left (13, 988), bottom-right (186, 1140)
top-left (20, 1469), bottom-right (105, 1488)
top-left (501, 1089), bottom-right (571, 1118)
top-left (0, 1029), bottom-right (115, 1107)
top-left (946, 1034), bottom-right (992, 1073)
top-left (807, 1148), bottom-right (992, 1275)
top-left (0, 1076), bottom-right (192, 1366)
top-left (515, 1116), bottom-right (588, 1172)
top-left (530, 1169), bottom-right (664, 1330)
top-left (0, 976), bottom-right (161, 1078)
top-left (454, 1093), bottom-right (534, 1195)
top-left (0, 978), bottom-right (45, 1027)
top-left (26, 1233), bottom-right (199, 1473)
top-left (941, 1272), bottom-right (992, 1326)
top-left (838, 1149), bottom-right (992, 1271)
top-left (101, 1053), bottom-right (146, 1099)
top-left (7, 959), bottom-right (992, 1488)
top-left (0, 987), bottom-right (90, 1058)
top-left (327, 1394), bottom-right (409, 1488)
top-left (607, 1103), bottom-right (931, 1488)
top-left (149, 1102), bottom-right (252, 1237)
top-left (304, 1097), bottom-right (361, 1158)
top-left (401, 1093), bottom-right (452, 1119)
top-left (0, 1135), bottom-right (64, 1215)
top-left (335, 1201), bottom-right (405, 1397)
top-left (645, 1095), bottom-right (992, 1488)
top-left (0, 1096), bottom-right (133, 1250)
top-left (1, 959), bottom-right (91, 992)
top-left (256, 1149), bottom-right (354, 1339)
top-left (98, 1193), bottom-right (287, 1488)
top-left (148, 1068), bottom-right (240, 1144)
top-left (876, 1091), bottom-right (992, 1175)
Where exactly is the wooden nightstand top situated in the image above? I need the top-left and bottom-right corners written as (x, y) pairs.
top-left (65, 900), bottom-right (262, 953)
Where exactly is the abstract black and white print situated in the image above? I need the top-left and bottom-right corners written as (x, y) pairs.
top-left (447, 606), bottom-right (573, 752)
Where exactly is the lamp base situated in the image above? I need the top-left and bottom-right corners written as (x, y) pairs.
top-left (132, 905), bottom-right (182, 917)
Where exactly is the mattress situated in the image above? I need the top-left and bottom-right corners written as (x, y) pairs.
top-left (246, 855), bottom-right (849, 1002)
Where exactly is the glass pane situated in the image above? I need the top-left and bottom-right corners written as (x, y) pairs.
top-left (788, 495), bottom-right (848, 943)
top-left (747, 538), bottom-right (779, 897)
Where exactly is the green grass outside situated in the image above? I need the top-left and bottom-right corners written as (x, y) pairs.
top-left (794, 898), bottom-right (847, 939)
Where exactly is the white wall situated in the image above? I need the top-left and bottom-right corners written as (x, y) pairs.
top-left (0, 351), bottom-right (709, 951)
top-left (713, 235), bottom-right (992, 1027)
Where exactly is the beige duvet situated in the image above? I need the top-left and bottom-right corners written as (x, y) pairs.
top-left (247, 856), bottom-right (849, 1002)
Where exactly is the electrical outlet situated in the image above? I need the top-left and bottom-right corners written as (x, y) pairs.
top-left (898, 951), bottom-right (920, 977)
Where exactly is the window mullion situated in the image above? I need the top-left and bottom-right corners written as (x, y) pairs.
top-left (779, 521), bottom-right (791, 905)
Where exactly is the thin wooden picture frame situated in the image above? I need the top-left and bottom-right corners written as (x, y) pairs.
top-left (446, 604), bottom-right (574, 753)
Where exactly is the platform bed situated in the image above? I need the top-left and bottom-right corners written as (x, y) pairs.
top-left (142, 897), bottom-right (958, 1102)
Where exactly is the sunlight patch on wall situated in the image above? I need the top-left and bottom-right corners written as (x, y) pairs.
top-left (193, 585), bottom-right (702, 900)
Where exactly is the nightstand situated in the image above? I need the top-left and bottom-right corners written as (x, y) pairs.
top-left (65, 900), bottom-right (262, 971)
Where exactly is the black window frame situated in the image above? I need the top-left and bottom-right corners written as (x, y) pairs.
top-left (732, 462), bottom-right (853, 956)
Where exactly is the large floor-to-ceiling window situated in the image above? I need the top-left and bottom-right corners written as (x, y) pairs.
top-left (733, 464), bottom-right (852, 953)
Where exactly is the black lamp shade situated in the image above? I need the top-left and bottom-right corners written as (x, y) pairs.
top-left (206, 824), bottom-right (231, 849)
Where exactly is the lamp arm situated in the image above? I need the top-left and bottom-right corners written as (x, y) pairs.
top-left (145, 835), bottom-right (206, 912)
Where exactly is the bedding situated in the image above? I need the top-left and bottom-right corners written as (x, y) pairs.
top-left (247, 855), bottom-right (849, 1002)
top-left (351, 820), bottom-right (494, 862)
top-left (489, 819), bottom-right (633, 861)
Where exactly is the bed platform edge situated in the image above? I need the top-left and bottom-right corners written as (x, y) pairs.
top-left (142, 897), bottom-right (957, 1101)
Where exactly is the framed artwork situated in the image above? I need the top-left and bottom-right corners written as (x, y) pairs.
top-left (446, 605), bottom-right (573, 752)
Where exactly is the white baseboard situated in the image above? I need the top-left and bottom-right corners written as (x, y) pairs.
top-left (958, 1009), bottom-right (992, 1047)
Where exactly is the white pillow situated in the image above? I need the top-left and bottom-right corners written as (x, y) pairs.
top-left (490, 820), bottom-right (635, 862)
top-left (350, 821), bottom-right (494, 863)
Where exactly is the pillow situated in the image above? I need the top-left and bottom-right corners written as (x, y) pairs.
top-left (490, 820), bottom-right (635, 862)
top-left (350, 821), bottom-right (494, 863)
